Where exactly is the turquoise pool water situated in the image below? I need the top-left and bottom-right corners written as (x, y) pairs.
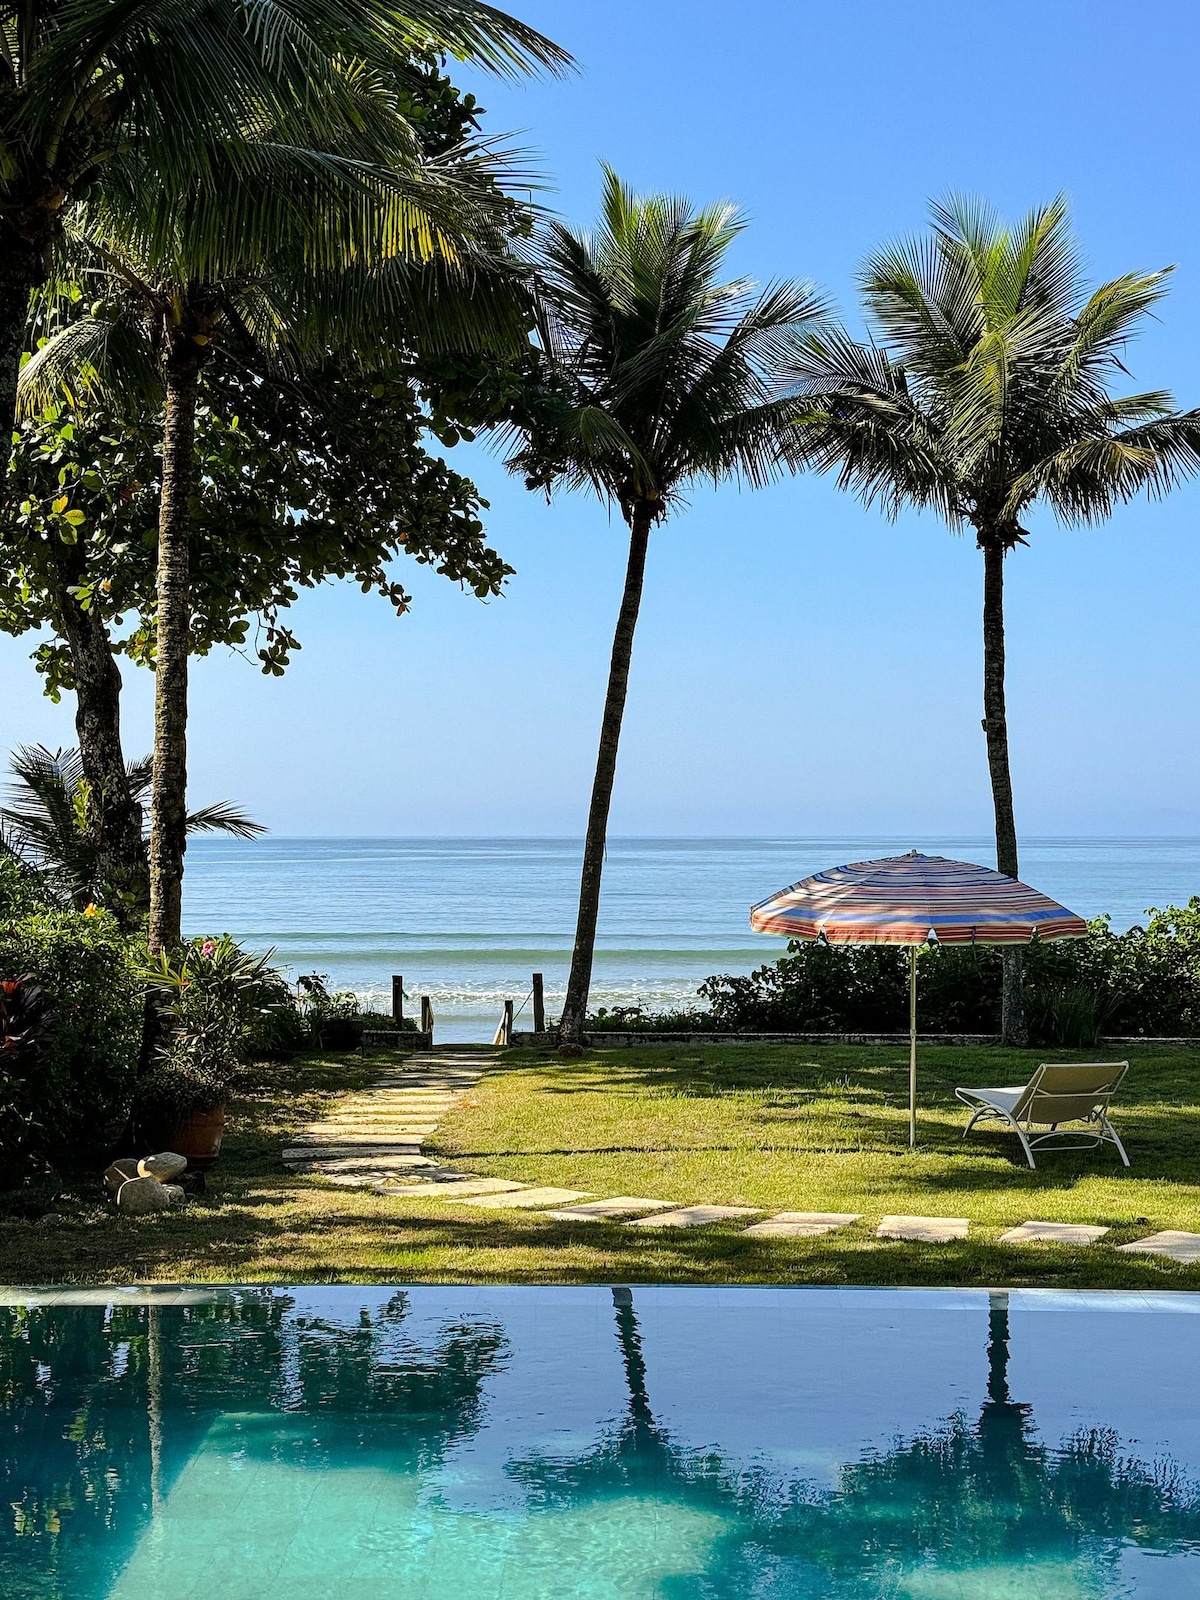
top-left (3, 1286), bottom-right (1199, 1598)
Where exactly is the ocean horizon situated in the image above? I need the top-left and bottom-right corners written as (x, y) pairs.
top-left (181, 834), bottom-right (1200, 1042)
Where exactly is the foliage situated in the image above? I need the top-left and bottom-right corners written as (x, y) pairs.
top-left (2, 368), bottom-right (512, 696)
top-left (137, 936), bottom-right (288, 1121)
top-left (490, 165), bottom-right (828, 511)
top-left (691, 904), bottom-right (1200, 1043)
top-left (788, 195), bottom-right (1200, 537)
top-left (0, 744), bottom-right (262, 914)
top-left (0, 908), bottom-right (143, 1171)
top-left (0, 854), bottom-right (51, 918)
top-left (297, 972), bottom-right (362, 1031)
top-left (585, 1004), bottom-right (716, 1033)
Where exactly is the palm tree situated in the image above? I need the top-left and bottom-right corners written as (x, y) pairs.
top-left (0, 0), bottom-right (567, 432)
top-left (788, 197), bottom-right (1200, 1043)
top-left (0, 743), bottom-right (263, 919)
top-left (496, 167), bottom-right (827, 1041)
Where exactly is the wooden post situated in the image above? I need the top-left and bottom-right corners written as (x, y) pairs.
top-left (391, 975), bottom-right (404, 1023)
top-left (492, 998), bottom-right (514, 1047)
top-left (420, 995), bottom-right (433, 1037)
top-left (532, 972), bottom-right (545, 1034)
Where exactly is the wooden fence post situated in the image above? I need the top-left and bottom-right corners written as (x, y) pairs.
top-left (532, 972), bottom-right (545, 1034)
top-left (492, 999), bottom-right (514, 1047)
top-left (420, 995), bottom-right (433, 1037)
top-left (391, 975), bottom-right (404, 1023)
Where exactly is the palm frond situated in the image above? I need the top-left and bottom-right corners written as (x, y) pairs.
top-left (184, 800), bottom-right (267, 839)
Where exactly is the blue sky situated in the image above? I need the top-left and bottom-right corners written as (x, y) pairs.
top-left (4, 0), bottom-right (1200, 836)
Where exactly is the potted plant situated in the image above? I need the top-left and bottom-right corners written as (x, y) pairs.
top-left (297, 973), bottom-right (364, 1051)
top-left (137, 936), bottom-right (282, 1170)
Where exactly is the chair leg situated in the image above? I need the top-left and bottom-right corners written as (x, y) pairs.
top-left (1102, 1118), bottom-right (1131, 1168)
top-left (1003, 1114), bottom-right (1037, 1169)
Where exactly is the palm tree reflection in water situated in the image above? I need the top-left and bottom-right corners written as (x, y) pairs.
top-left (505, 1289), bottom-right (1200, 1595)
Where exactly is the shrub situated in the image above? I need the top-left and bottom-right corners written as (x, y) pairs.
top-left (0, 856), bottom-right (53, 919)
top-left (0, 908), bottom-right (143, 1171)
top-left (136, 936), bottom-right (288, 1122)
top-left (665, 901), bottom-right (1200, 1043)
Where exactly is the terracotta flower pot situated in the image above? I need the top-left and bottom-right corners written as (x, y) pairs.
top-left (157, 1102), bottom-right (226, 1172)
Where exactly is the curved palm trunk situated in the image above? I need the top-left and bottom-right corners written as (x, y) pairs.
top-left (980, 533), bottom-right (1027, 1046)
top-left (558, 504), bottom-right (653, 1043)
top-left (147, 346), bottom-right (203, 955)
top-left (54, 589), bottom-right (147, 918)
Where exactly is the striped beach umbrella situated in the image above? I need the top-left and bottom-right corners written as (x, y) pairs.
top-left (749, 851), bottom-right (1088, 1147)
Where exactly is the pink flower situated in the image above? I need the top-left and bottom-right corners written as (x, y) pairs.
top-left (201, 940), bottom-right (217, 958)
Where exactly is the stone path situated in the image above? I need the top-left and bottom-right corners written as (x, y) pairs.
top-left (281, 1053), bottom-right (1200, 1262)
top-left (282, 1051), bottom-right (488, 1188)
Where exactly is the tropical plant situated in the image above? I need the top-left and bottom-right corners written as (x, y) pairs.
top-left (489, 167), bottom-right (827, 1040)
top-left (787, 197), bottom-right (1200, 1042)
top-left (19, 34), bottom-right (549, 955)
top-left (2, 353), bottom-right (511, 892)
top-left (136, 935), bottom-right (285, 1120)
top-left (0, 903), bottom-right (143, 1168)
top-left (0, 743), bottom-right (263, 920)
top-left (0, 0), bottom-right (567, 430)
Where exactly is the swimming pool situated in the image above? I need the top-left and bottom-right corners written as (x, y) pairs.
top-left (3, 1286), bottom-right (1198, 1598)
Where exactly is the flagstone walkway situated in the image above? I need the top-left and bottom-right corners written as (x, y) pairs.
top-left (280, 1050), bottom-right (1200, 1262)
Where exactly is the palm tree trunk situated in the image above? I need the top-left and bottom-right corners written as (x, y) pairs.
top-left (147, 347), bottom-right (202, 955)
top-left (558, 503), bottom-right (653, 1043)
top-left (980, 531), bottom-right (1027, 1046)
top-left (53, 589), bottom-right (147, 919)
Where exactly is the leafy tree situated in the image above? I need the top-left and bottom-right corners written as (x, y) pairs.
top-left (483, 167), bottom-right (826, 1040)
top-left (788, 197), bottom-right (1200, 1042)
top-left (21, 49), bottom-right (538, 952)
top-left (1, 743), bottom-right (263, 917)
top-left (2, 359), bottom-right (511, 899)
top-left (0, 0), bottom-right (567, 430)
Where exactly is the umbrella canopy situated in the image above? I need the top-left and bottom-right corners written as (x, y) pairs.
top-left (749, 851), bottom-right (1088, 945)
top-left (749, 851), bottom-right (1088, 1147)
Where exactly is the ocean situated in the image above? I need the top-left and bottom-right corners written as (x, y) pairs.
top-left (180, 836), bottom-right (1200, 1042)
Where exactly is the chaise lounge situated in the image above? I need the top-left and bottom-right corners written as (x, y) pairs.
top-left (955, 1061), bottom-right (1130, 1170)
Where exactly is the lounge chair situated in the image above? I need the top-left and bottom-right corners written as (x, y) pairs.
top-left (955, 1062), bottom-right (1130, 1170)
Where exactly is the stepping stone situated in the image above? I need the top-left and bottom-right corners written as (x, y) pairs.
top-left (545, 1197), bottom-right (675, 1221)
top-left (876, 1215), bottom-right (969, 1243)
top-left (462, 1187), bottom-right (593, 1210)
top-left (1001, 1221), bottom-right (1110, 1246)
top-left (290, 1132), bottom-right (425, 1147)
top-left (1117, 1230), bottom-right (1200, 1264)
top-left (744, 1212), bottom-right (861, 1238)
top-left (283, 1144), bottom-right (424, 1162)
top-left (385, 1177), bottom-right (526, 1199)
top-left (628, 1205), bottom-right (759, 1229)
top-left (287, 1153), bottom-right (439, 1176)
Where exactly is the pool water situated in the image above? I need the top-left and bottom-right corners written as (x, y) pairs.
top-left (3, 1286), bottom-right (1198, 1599)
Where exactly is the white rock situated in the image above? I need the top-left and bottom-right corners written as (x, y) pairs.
top-left (138, 1152), bottom-right (187, 1182)
top-left (116, 1175), bottom-right (170, 1216)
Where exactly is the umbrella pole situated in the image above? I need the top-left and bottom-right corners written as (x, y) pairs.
top-left (908, 946), bottom-right (918, 1149)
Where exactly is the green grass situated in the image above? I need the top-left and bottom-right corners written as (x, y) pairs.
top-left (1, 1042), bottom-right (1198, 1287)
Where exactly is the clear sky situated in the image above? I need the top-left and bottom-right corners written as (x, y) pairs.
top-left (4, 0), bottom-right (1200, 836)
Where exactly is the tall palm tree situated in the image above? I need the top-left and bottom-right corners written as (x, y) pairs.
top-left (788, 197), bottom-right (1200, 1043)
top-left (0, 0), bottom-right (568, 432)
top-left (0, 742), bottom-right (262, 918)
top-left (497, 167), bottom-right (827, 1041)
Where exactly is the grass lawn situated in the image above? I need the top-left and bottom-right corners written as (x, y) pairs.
top-left (1, 1042), bottom-right (1198, 1288)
